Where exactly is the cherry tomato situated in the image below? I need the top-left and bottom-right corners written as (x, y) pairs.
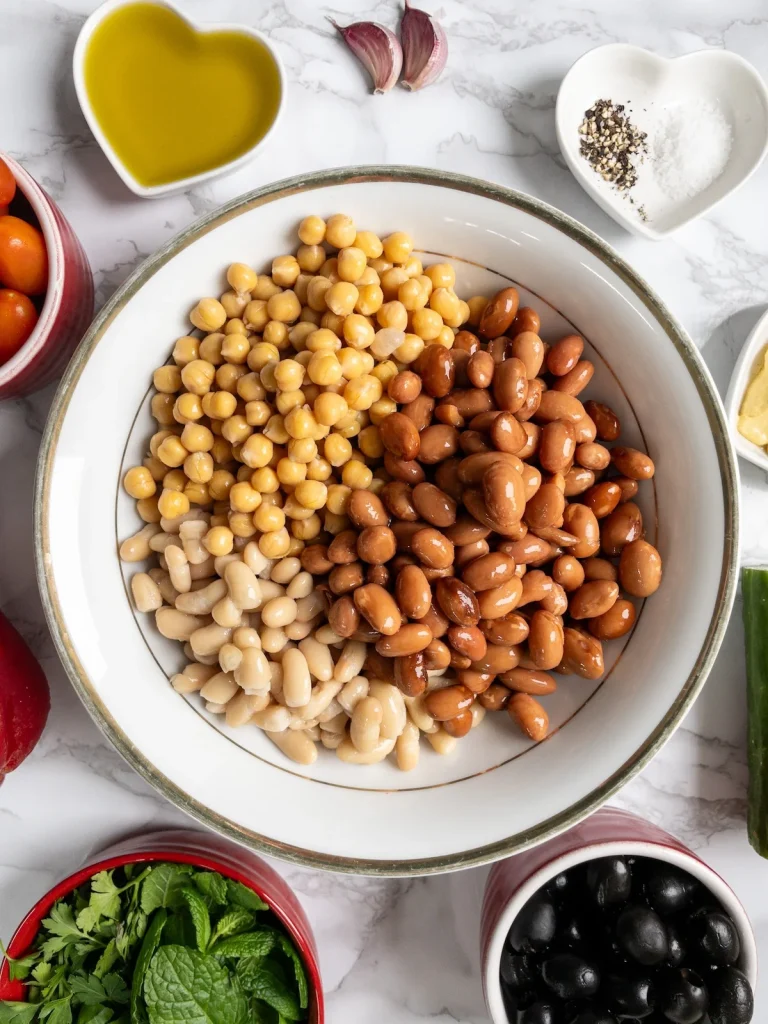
top-left (0, 289), bottom-right (38, 364)
top-left (0, 215), bottom-right (48, 295)
top-left (0, 159), bottom-right (16, 207)
top-left (0, 206), bottom-right (8, 217)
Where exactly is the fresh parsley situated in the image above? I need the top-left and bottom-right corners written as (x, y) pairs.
top-left (1, 865), bottom-right (309, 1024)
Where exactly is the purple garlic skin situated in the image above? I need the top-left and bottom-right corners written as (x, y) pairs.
top-left (400, 0), bottom-right (447, 90)
top-left (329, 18), bottom-right (404, 94)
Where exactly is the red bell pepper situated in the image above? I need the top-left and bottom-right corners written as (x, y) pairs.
top-left (0, 609), bottom-right (50, 777)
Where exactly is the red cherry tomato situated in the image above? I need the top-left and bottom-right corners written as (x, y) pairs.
top-left (0, 288), bottom-right (38, 365)
top-left (0, 215), bottom-right (48, 295)
top-left (0, 159), bottom-right (16, 207)
top-left (0, 206), bottom-right (8, 217)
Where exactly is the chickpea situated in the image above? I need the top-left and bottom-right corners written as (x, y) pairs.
top-left (252, 504), bottom-right (285, 536)
top-left (276, 390), bottom-right (305, 415)
top-left (395, 333), bottom-right (425, 364)
top-left (325, 214), bottom-right (356, 248)
top-left (236, 373), bottom-right (266, 403)
top-left (172, 336), bottom-right (200, 365)
top-left (157, 435), bottom-right (188, 468)
top-left (274, 358), bottom-right (305, 392)
top-left (356, 266), bottom-right (380, 286)
top-left (201, 390), bottom-right (237, 420)
top-left (229, 511), bottom-right (256, 538)
top-left (298, 215), bottom-right (326, 245)
top-left (383, 231), bottom-right (414, 264)
top-left (285, 406), bottom-right (319, 440)
top-left (377, 301), bottom-right (408, 331)
top-left (227, 262), bottom-right (258, 295)
top-left (184, 451), bottom-right (214, 483)
top-left (150, 429), bottom-right (176, 457)
top-left (294, 480), bottom-right (328, 510)
top-left (248, 344), bottom-right (280, 375)
top-left (244, 401), bottom-right (270, 428)
top-left (163, 468), bottom-right (186, 492)
top-left (158, 488), bottom-right (190, 519)
top-left (190, 297), bottom-right (226, 332)
top-left (277, 457), bottom-right (307, 487)
top-left (369, 396), bottom-right (397, 425)
top-left (267, 290), bottom-right (301, 323)
top-left (252, 275), bottom-right (282, 301)
top-left (344, 374), bottom-right (382, 411)
top-left (291, 514), bottom-right (322, 541)
top-left (307, 457), bottom-right (332, 482)
top-left (359, 352), bottom-right (375, 374)
top-left (435, 325), bottom-right (455, 348)
top-left (124, 466), bottom-right (156, 499)
top-left (221, 415), bottom-right (252, 445)
top-left (199, 333), bottom-right (225, 365)
top-left (209, 470), bottom-right (236, 501)
top-left (143, 455), bottom-right (167, 482)
top-left (306, 329), bottom-right (339, 353)
top-left (324, 434), bottom-right (353, 467)
top-left (272, 255), bottom-right (301, 287)
top-left (338, 348), bottom-right (365, 380)
top-left (425, 262), bottom-right (456, 289)
top-left (354, 231), bottom-right (383, 259)
top-left (306, 276), bottom-right (332, 312)
top-left (325, 484), bottom-right (350, 515)
top-left (411, 307), bottom-right (444, 341)
top-left (313, 392), bottom-right (348, 426)
top-left (243, 299), bottom-right (269, 331)
top-left (153, 365), bottom-right (182, 393)
top-left (398, 277), bottom-right (427, 311)
top-left (173, 393), bottom-right (203, 424)
top-left (224, 318), bottom-right (247, 335)
top-left (181, 422), bottom-right (214, 452)
top-left (296, 244), bottom-right (326, 273)
top-left (289, 322), bottom-right (315, 350)
top-left (355, 283), bottom-right (383, 316)
top-left (137, 496), bottom-right (161, 522)
top-left (287, 437), bottom-right (317, 463)
top-left (429, 287), bottom-right (460, 321)
top-left (325, 282), bottom-right (358, 316)
top-left (371, 359), bottom-right (398, 386)
top-left (341, 460), bottom-right (373, 490)
top-left (230, 482), bottom-right (262, 513)
top-left (380, 267), bottom-right (409, 301)
top-left (221, 333), bottom-right (250, 364)
top-left (358, 425), bottom-right (384, 459)
top-left (340, 313), bottom-right (373, 350)
top-left (369, 256), bottom-right (393, 275)
top-left (185, 481), bottom-right (210, 505)
top-left (402, 256), bottom-right (423, 279)
top-left (202, 526), bottom-right (233, 556)
top-left (307, 351), bottom-right (342, 387)
top-left (151, 393), bottom-right (176, 425)
top-left (337, 247), bottom-right (367, 283)
top-left (466, 294), bottom-right (489, 325)
top-left (264, 414), bottom-right (290, 444)
top-left (181, 359), bottom-right (216, 395)
top-left (220, 289), bottom-right (247, 318)
top-left (263, 319), bottom-right (289, 346)
top-left (252, 467), bottom-right (279, 493)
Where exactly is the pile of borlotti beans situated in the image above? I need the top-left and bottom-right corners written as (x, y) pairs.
top-left (119, 215), bottom-right (662, 771)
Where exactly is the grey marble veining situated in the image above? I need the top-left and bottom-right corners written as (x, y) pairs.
top-left (2, 0), bottom-right (768, 1019)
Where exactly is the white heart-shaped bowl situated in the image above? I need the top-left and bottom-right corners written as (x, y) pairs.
top-left (35, 167), bottom-right (738, 875)
top-left (556, 44), bottom-right (768, 239)
top-left (725, 305), bottom-right (768, 474)
top-left (72, 0), bottom-right (285, 198)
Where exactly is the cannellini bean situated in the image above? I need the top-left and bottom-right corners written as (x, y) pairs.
top-left (296, 591), bottom-right (325, 622)
top-left (218, 643), bottom-right (243, 673)
top-left (149, 567), bottom-right (178, 605)
top-left (268, 728), bottom-right (318, 764)
top-left (205, 701), bottom-right (228, 714)
top-left (131, 572), bottom-right (162, 613)
top-left (214, 553), bottom-right (241, 577)
top-left (470, 703), bottom-right (486, 728)
top-left (149, 532), bottom-right (178, 553)
top-left (396, 718), bottom-right (421, 772)
top-left (261, 596), bottom-right (297, 628)
top-left (269, 661), bottom-right (284, 696)
top-left (296, 678), bottom-right (343, 721)
top-left (284, 619), bottom-right (313, 641)
top-left (171, 672), bottom-right (205, 693)
top-left (270, 641), bottom-right (295, 663)
top-left (233, 626), bottom-right (261, 649)
top-left (119, 523), bottom-right (161, 562)
top-left (200, 671), bottom-right (238, 704)
top-left (225, 560), bottom-right (262, 610)
top-left (336, 735), bottom-right (395, 764)
top-left (282, 649), bottom-right (312, 707)
top-left (403, 696), bottom-right (437, 734)
top-left (369, 681), bottom-right (407, 740)
top-left (334, 640), bottom-right (367, 683)
top-left (243, 541), bottom-right (271, 577)
top-left (189, 556), bottom-right (216, 580)
top-left (350, 697), bottom-right (383, 753)
top-left (190, 623), bottom-right (233, 657)
top-left (183, 662), bottom-right (219, 684)
top-left (319, 709), bottom-right (348, 733)
top-left (271, 556), bottom-right (301, 584)
top-left (321, 730), bottom-right (343, 750)
top-left (317, 698), bottom-right (344, 723)
top-left (258, 580), bottom-right (285, 602)
top-left (225, 690), bottom-right (270, 727)
top-left (212, 596), bottom-right (243, 628)
top-left (160, 508), bottom-right (206, 534)
top-left (234, 646), bottom-right (270, 693)
top-left (165, 545), bottom-right (191, 594)
top-left (305, 725), bottom-right (321, 742)
top-left (252, 704), bottom-right (292, 731)
top-left (261, 626), bottom-right (288, 653)
top-left (286, 571), bottom-right (313, 599)
top-left (338, 676), bottom-right (369, 714)
top-left (314, 625), bottom-right (343, 645)
top-left (179, 520), bottom-right (209, 564)
top-left (427, 727), bottom-right (457, 755)
top-left (156, 607), bottom-right (205, 640)
top-left (288, 714), bottom-right (319, 731)
top-left (298, 637), bottom-right (335, 681)
top-left (175, 578), bottom-right (227, 615)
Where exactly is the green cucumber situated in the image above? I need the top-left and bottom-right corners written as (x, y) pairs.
top-left (742, 567), bottom-right (768, 856)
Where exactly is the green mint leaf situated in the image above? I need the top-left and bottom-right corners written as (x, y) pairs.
top-left (208, 911), bottom-right (254, 949)
top-left (159, 912), bottom-right (195, 951)
top-left (224, 883), bottom-right (267, 914)
top-left (177, 890), bottom-right (210, 954)
top-left (68, 977), bottom-right (107, 1008)
top-left (191, 875), bottom-right (227, 910)
top-left (249, 1005), bottom-right (277, 1024)
top-left (0, 1001), bottom-right (39, 1024)
top-left (211, 933), bottom-right (275, 961)
top-left (235, 961), bottom-right (301, 1021)
top-left (130, 908), bottom-right (166, 1024)
top-left (140, 869), bottom-right (190, 916)
top-left (92, 941), bottom-right (119, 981)
top-left (276, 938), bottom-right (308, 1011)
top-left (144, 946), bottom-right (247, 1024)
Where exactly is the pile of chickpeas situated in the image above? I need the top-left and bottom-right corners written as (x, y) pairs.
top-left (119, 213), bottom-right (662, 772)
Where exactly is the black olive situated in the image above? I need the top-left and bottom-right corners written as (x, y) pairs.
top-left (687, 909), bottom-right (740, 965)
top-left (542, 953), bottom-right (600, 999)
top-left (500, 949), bottom-right (535, 991)
top-left (707, 966), bottom-right (754, 1024)
top-left (603, 971), bottom-right (656, 1018)
top-left (567, 1012), bottom-right (618, 1024)
top-left (522, 1001), bottom-right (559, 1024)
top-left (616, 905), bottom-right (668, 965)
top-left (642, 865), bottom-right (696, 916)
top-left (586, 857), bottom-right (632, 909)
top-left (501, 982), bottom-right (518, 1022)
top-left (658, 968), bottom-right (708, 1024)
top-left (509, 894), bottom-right (557, 953)
top-left (557, 912), bottom-right (593, 951)
top-left (549, 871), bottom-right (571, 899)
top-left (665, 924), bottom-right (686, 968)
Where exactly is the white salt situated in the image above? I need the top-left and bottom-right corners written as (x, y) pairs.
top-left (652, 101), bottom-right (733, 202)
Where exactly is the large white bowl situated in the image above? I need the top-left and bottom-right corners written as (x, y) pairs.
top-left (35, 167), bottom-right (738, 875)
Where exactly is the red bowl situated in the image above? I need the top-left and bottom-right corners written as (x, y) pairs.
top-left (0, 828), bottom-right (324, 1022)
top-left (480, 807), bottom-right (757, 1023)
top-left (0, 154), bottom-right (94, 399)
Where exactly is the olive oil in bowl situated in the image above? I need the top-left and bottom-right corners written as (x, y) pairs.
top-left (82, 1), bottom-right (282, 190)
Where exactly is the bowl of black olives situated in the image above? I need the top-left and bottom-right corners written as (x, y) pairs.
top-left (481, 808), bottom-right (755, 1024)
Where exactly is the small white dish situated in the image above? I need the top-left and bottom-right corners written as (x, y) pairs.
top-left (72, 0), bottom-right (285, 199)
top-left (556, 43), bottom-right (768, 239)
top-left (725, 305), bottom-right (768, 474)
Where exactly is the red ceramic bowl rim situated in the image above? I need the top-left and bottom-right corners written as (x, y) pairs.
top-left (0, 846), bottom-right (323, 1015)
top-left (483, 839), bottom-right (758, 1024)
top-left (0, 153), bottom-right (64, 387)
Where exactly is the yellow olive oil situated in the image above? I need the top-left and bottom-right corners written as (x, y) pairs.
top-left (84, 2), bottom-right (282, 188)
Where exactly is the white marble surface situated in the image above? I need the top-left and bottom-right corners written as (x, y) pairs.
top-left (2, 0), bottom-right (768, 1019)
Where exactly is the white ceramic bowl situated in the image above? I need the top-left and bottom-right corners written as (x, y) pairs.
top-left (72, 0), bottom-right (285, 198)
top-left (556, 44), bottom-right (768, 240)
top-left (725, 305), bottom-right (768, 475)
top-left (35, 167), bottom-right (738, 875)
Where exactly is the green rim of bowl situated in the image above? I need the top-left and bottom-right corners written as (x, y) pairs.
top-left (34, 165), bottom-right (739, 876)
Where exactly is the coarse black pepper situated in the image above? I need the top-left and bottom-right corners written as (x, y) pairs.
top-left (578, 98), bottom-right (647, 192)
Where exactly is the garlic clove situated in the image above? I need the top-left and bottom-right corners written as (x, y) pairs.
top-left (329, 18), bottom-right (403, 95)
top-left (400, 0), bottom-right (447, 91)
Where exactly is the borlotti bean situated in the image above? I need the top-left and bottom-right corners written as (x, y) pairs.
top-left (121, 217), bottom-right (661, 769)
